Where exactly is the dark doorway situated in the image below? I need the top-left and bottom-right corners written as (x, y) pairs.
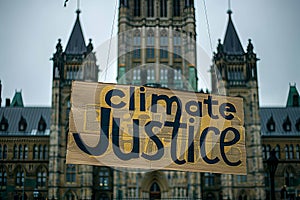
top-left (150, 182), bottom-right (161, 200)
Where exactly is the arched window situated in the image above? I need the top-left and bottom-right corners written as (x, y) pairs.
top-left (37, 166), bottom-right (47, 187)
top-left (66, 164), bottom-right (76, 183)
top-left (133, 30), bottom-right (141, 59)
top-left (283, 116), bottom-right (291, 132)
top-left (39, 145), bottom-right (43, 159)
top-left (150, 182), bottom-right (161, 199)
top-left (204, 173), bottom-right (215, 186)
top-left (0, 115), bottom-right (8, 132)
top-left (33, 144), bottom-right (39, 160)
top-left (161, 0), bottom-right (167, 17)
top-left (38, 116), bottom-right (47, 132)
top-left (284, 169), bottom-right (294, 187)
top-left (266, 145), bottom-right (271, 158)
top-left (24, 145), bottom-right (28, 159)
top-left (3, 145), bottom-right (7, 159)
top-left (16, 166), bottom-right (25, 186)
top-left (0, 166), bottom-right (7, 187)
top-left (147, 0), bottom-right (154, 17)
top-left (285, 145), bottom-right (289, 159)
top-left (14, 144), bottom-right (18, 159)
top-left (19, 144), bottom-right (23, 160)
top-left (133, 0), bottom-right (141, 16)
top-left (173, 0), bottom-right (181, 17)
top-left (146, 30), bottom-right (155, 59)
top-left (99, 167), bottom-right (111, 190)
top-left (160, 30), bottom-right (168, 59)
top-left (173, 31), bottom-right (181, 58)
top-left (262, 145), bottom-right (266, 159)
top-left (289, 145), bottom-right (294, 159)
top-left (296, 145), bottom-right (300, 159)
top-left (267, 116), bottom-right (275, 132)
top-left (19, 116), bottom-right (27, 132)
top-left (44, 145), bottom-right (48, 160)
top-left (275, 145), bottom-right (280, 159)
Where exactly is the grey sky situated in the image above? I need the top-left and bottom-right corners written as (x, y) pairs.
top-left (0, 0), bottom-right (299, 107)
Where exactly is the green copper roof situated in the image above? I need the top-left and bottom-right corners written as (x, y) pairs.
top-left (286, 84), bottom-right (300, 107)
top-left (10, 91), bottom-right (24, 107)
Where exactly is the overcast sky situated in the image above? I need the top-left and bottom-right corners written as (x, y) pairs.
top-left (0, 0), bottom-right (299, 107)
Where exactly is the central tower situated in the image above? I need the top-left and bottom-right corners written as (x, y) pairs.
top-left (117, 0), bottom-right (197, 91)
top-left (114, 1), bottom-right (201, 199)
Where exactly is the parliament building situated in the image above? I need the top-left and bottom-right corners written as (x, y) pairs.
top-left (0, 1), bottom-right (300, 199)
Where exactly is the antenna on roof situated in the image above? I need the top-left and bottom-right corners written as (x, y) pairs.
top-left (227, 0), bottom-right (232, 15)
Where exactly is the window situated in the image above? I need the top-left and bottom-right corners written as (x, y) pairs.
top-left (19, 145), bottom-right (23, 160)
top-left (39, 145), bottom-right (43, 160)
top-left (161, 0), bottom-right (167, 17)
top-left (173, 0), bottom-right (181, 17)
top-left (174, 68), bottom-right (183, 88)
top-left (227, 67), bottom-right (244, 81)
top-left (160, 30), bottom-right (168, 59)
top-left (237, 175), bottom-right (247, 183)
top-left (38, 116), bottom-right (47, 132)
top-left (147, 30), bottom-right (155, 59)
top-left (0, 166), bottom-right (7, 187)
top-left (284, 170), bottom-right (294, 187)
top-left (16, 166), bottom-right (25, 186)
top-left (275, 145), bottom-right (280, 159)
top-left (160, 68), bottom-right (168, 87)
top-left (99, 167), bottom-right (111, 190)
top-left (133, 30), bottom-right (141, 59)
top-left (147, 0), bottom-right (154, 17)
top-left (19, 116), bottom-right (27, 132)
top-left (266, 145), bottom-right (271, 159)
top-left (24, 145), bottom-right (28, 159)
top-left (296, 145), bottom-right (300, 159)
top-left (262, 145), bottom-right (266, 159)
top-left (133, 69), bottom-right (141, 82)
top-left (147, 68), bottom-right (155, 82)
top-left (37, 167), bottom-right (47, 187)
top-left (283, 116), bottom-right (291, 132)
top-left (185, 0), bottom-right (194, 7)
top-left (3, 145), bottom-right (7, 159)
top-left (0, 116), bottom-right (8, 131)
top-left (267, 116), bottom-right (275, 132)
top-left (133, 0), bottom-right (141, 16)
top-left (66, 164), bottom-right (76, 183)
top-left (289, 145), bottom-right (294, 159)
top-left (33, 144), bottom-right (39, 160)
top-left (14, 144), bottom-right (18, 159)
top-left (44, 145), bottom-right (48, 159)
top-left (204, 173), bottom-right (214, 186)
top-left (173, 32), bottom-right (181, 58)
top-left (0, 145), bottom-right (2, 159)
top-left (120, 0), bottom-right (128, 7)
top-left (285, 145), bottom-right (289, 159)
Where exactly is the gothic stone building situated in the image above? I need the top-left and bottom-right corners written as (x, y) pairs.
top-left (1, 1), bottom-right (300, 200)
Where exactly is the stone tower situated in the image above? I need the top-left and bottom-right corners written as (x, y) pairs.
top-left (117, 0), bottom-right (197, 91)
top-left (211, 10), bottom-right (265, 200)
top-left (114, 0), bottom-right (201, 199)
top-left (48, 10), bottom-right (105, 199)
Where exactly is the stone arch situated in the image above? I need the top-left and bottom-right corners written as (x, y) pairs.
top-left (64, 189), bottom-right (77, 200)
top-left (140, 171), bottom-right (169, 198)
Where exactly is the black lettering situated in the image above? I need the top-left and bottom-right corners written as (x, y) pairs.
top-left (200, 127), bottom-right (220, 164)
top-left (129, 86), bottom-right (135, 111)
top-left (220, 127), bottom-right (241, 166)
top-left (142, 121), bottom-right (164, 160)
top-left (140, 87), bottom-right (146, 111)
top-left (219, 103), bottom-right (236, 120)
top-left (204, 95), bottom-right (219, 119)
top-left (188, 118), bottom-right (195, 162)
top-left (105, 89), bottom-right (126, 108)
top-left (73, 107), bottom-right (110, 156)
top-left (112, 118), bottom-right (140, 160)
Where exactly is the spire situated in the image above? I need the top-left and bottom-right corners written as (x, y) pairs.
top-left (65, 9), bottom-right (87, 54)
top-left (223, 10), bottom-right (244, 55)
top-left (10, 90), bottom-right (24, 107)
top-left (286, 83), bottom-right (300, 107)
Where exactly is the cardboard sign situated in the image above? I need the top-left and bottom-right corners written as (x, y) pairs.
top-left (66, 81), bottom-right (246, 174)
